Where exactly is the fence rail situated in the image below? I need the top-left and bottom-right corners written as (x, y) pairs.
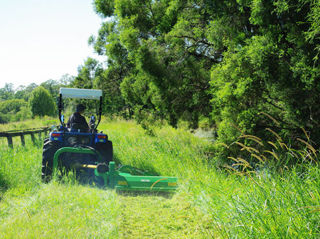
top-left (0, 127), bottom-right (50, 148)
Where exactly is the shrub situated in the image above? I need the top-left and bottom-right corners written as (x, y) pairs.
top-left (14, 106), bottom-right (32, 122)
top-left (0, 113), bottom-right (9, 124)
top-left (28, 86), bottom-right (56, 117)
top-left (0, 99), bottom-right (27, 114)
top-left (0, 99), bottom-right (32, 123)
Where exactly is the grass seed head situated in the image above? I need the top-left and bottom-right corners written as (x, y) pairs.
top-left (266, 128), bottom-right (282, 141)
top-left (259, 112), bottom-right (280, 126)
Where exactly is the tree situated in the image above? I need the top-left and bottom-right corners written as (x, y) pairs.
top-left (28, 86), bottom-right (56, 117)
top-left (0, 99), bottom-right (27, 114)
top-left (0, 83), bottom-right (14, 100)
top-left (90, 0), bottom-right (320, 151)
top-left (73, 56), bottom-right (127, 116)
top-left (208, 0), bottom-right (320, 145)
top-left (15, 83), bottom-right (38, 101)
top-left (41, 75), bottom-right (73, 97)
top-left (91, 0), bottom-right (214, 127)
top-left (73, 58), bottom-right (103, 89)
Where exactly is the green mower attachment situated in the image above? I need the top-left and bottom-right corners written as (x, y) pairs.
top-left (53, 147), bottom-right (178, 192)
top-left (95, 161), bottom-right (178, 192)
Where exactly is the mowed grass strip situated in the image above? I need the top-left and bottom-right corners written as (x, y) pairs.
top-left (101, 120), bottom-right (214, 238)
top-left (118, 193), bottom-right (213, 239)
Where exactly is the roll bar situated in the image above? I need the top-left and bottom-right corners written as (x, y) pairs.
top-left (58, 88), bottom-right (103, 130)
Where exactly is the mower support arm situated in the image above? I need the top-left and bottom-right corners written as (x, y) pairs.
top-left (53, 147), bottom-right (103, 174)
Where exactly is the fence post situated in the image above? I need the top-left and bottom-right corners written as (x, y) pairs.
top-left (20, 134), bottom-right (25, 146)
top-left (7, 136), bottom-right (13, 148)
top-left (31, 133), bottom-right (35, 144)
top-left (1, 127), bottom-right (50, 148)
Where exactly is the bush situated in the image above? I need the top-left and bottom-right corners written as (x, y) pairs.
top-left (0, 99), bottom-right (32, 123)
top-left (14, 106), bottom-right (32, 122)
top-left (0, 113), bottom-right (9, 124)
top-left (28, 86), bottom-right (56, 117)
top-left (0, 99), bottom-right (27, 114)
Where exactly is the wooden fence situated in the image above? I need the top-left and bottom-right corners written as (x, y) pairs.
top-left (0, 127), bottom-right (50, 148)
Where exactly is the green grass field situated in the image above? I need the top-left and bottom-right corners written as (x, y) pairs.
top-left (1, 119), bottom-right (320, 238)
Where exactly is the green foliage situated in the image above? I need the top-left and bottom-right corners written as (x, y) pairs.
top-left (0, 83), bottom-right (14, 100)
top-left (90, 0), bottom-right (213, 127)
top-left (85, 0), bottom-right (320, 164)
top-left (0, 113), bottom-right (9, 124)
top-left (72, 58), bottom-right (127, 116)
top-left (0, 78), bottom-right (69, 124)
top-left (14, 106), bottom-right (32, 122)
top-left (0, 99), bottom-right (27, 114)
top-left (14, 83), bottom-right (38, 101)
top-left (0, 117), bottom-right (57, 132)
top-left (28, 86), bottom-right (56, 117)
top-left (73, 58), bottom-right (102, 89)
top-left (0, 99), bottom-right (32, 123)
top-left (94, 0), bottom-right (115, 17)
top-left (40, 75), bottom-right (73, 97)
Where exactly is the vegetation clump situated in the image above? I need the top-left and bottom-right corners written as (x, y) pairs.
top-left (0, 78), bottom-right (71, 124)
top-left (28, 86), bottom-right (56, 117)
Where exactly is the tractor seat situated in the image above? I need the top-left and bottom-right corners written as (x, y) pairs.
top-left (69, 123), bottom-right (89, 133)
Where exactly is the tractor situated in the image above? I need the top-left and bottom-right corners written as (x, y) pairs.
top-left (41, 88), bottom-right (177, 192)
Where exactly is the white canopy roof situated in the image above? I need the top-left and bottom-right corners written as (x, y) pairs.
top-left (59, 88), bottom-right (102, 100)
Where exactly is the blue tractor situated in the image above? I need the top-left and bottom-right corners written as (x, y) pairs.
top-left (41, 88), bottom-right (112, 184)
top-left (42, 88), bottom-right (178, 192)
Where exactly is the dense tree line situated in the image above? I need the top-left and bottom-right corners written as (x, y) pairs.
top-left (2, 1), bottom-right (320, 161)
top-left (75, 0), bottom-right (320, 149)
top-left (0, 75), bottom-right (72, 123)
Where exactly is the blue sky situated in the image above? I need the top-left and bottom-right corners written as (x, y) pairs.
top-left (0, 0), bottom-right (105, 89)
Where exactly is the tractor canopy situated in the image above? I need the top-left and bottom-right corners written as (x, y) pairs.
top-left (60, 88), bottom-right (102, 100)
top-left (58, 88), bottom-right (103, 131)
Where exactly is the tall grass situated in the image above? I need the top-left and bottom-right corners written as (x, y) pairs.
top-left (1, 119), bottom-right (320, 238)
top-left (0, 116), bottom-right (57, 132)
top-left (0, 131), bottom-right (119, 238)
top-left (102, 120), bottom-right (320, 238)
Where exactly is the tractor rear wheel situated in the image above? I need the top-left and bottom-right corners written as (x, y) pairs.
top-left (41, 140), bottom-right (60, 182)
top-left (95, 140), bottom-right (113, 164)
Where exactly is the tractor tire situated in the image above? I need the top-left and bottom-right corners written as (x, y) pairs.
top-left (41, 140), bottom-right (60, 183)
top-left (95, 140), bottom-right (113, 164)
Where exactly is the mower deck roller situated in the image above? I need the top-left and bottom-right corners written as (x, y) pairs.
top-left (53, 147), bottom-right (178, 192)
